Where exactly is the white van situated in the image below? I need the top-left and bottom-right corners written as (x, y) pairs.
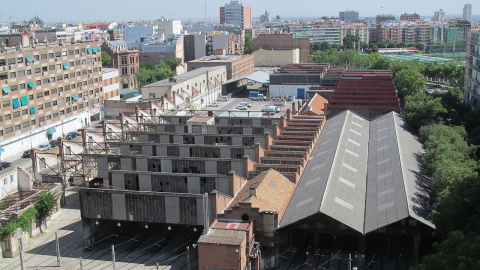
top-left (262, 106), bottom-right (277, 113)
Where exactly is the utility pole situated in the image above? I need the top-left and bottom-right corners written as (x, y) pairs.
top-left (56, 232), bottom-right (61, 267)
top-left (80, 257), bottom-right (83, 270)
top-left (112, 245), bottom-right (116, 270)
top-left (187, 246), bottom-right (190, 270)
top-left (19, 239), bottom-right (25, 270)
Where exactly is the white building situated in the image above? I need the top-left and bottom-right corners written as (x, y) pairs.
top-left (463, 4), bottom-right (473, 21)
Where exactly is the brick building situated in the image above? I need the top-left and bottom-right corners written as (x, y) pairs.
top-left (102, 68), bottom-right (120, 100)
top-left (187, 54), bottom-right (254, 80)
top-left (102, 40), bottom-right (139, 89)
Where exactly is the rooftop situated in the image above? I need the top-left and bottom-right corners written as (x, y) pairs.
top-left (197, 228), bottom-right (246, 245)
top-left (142, 66), bottom-right (225, 88)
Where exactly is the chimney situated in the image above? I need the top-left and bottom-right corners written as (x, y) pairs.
top-left (292, 102), bottom-right (296, 115)
top-left (249, 186), bottom-right (257, 197)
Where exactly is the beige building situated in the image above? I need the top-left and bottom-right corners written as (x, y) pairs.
top-left (0, 41), bottom-right (103, 159)
top-left (253, 48), bottom-right (299, 67)
top-left (187, 54), bottom-right (254, 80)
top-left (141, 66), bottom-right (226, 110)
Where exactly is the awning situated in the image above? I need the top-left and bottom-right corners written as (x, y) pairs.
top-left (12, 98), bottom-right (19, 108)
top-left (72, 94), bottom-right (79, 100)
top-left (47, 128), bottom-right (56, 135)
top-left (53, 112), bottom-right (59, 115)
top-left (97, 46), bottom-right (101, 52)
top-left (20, 96), bottom-right (28, 106)
top-left (0, 148), bottom-right (5, 154)
top-left (63, 62), bottom-right (69, 68)
top-left (27, 82), bottom-right (35, 87)
top-left (25, 56), bottom-right (33, 62)
top-left (2, 87), bottom-right (11, 93)
top-left (92, 47), bottom-right (98, 52)
top-left (87, 48), bottom-right (92, 53)
top-left (29, 107), bottom-right (36, 114)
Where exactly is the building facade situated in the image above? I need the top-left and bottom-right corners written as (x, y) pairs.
top-left (220, 0), bottom-right (252, 29)
top-left (433, 9), bottom-right (447, 22)
top-left (400, 13), bottom-right (420, 22)
top-left (253, 33), bottom-right (310, 63)
top-left (102, 68), bottom-right (120, 100)
top-left (102, 40), bottom-right (139, 89)
top-left (463, 4), bottom-right (472, 21)
top-left (0, 41), bottom-right (103, 159)
top-left (339, 11), bottom-right (359, 22)
top-left (465, 31), bottom-right (480, 110)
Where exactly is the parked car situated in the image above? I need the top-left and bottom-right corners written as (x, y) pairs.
top-left (275, 107), bottom-right (281, 113)
top-left (236, 104), bottom-right (248, 110)
top-left (0, 162), bottom-right (11, 170)
top-left (239, 102), bottom-right (251, 108)
top-left (209, 102), bottom-right (219, 107)
top-left (66, 132), bottom-right (78, 140)
top-left (22, 149), bottom-right (33, 158)
top-left (37, 144), bottom-right (52, 151)
top-left (49, 140), bottom-right (59, 148)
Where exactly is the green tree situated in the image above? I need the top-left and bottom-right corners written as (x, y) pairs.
top-left (414, 231), bottom-right (480, 270)
top-left (342, 34), bottom-right (360, 50)
top-left (165, 57), bottom-right (183, 71)
top-left (140, 61), bottom-right (155, 70)
top-left (404, 92), bottom-right (447, 130)
top-left (101, 51), bottom-right (111, 67)
top-left (394, 69), bottom-right (426, 102)
top-left (244, 34), bottom-right (253, 54)
top-left (368, 53), bottom-right (392, 70)
top-left (35, 191), bottom-right (57, 229)
top-left (415, 42), bottom-right (426, 51)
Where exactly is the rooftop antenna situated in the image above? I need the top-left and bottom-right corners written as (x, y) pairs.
top-left (205, 1), bottom-right (207, 24)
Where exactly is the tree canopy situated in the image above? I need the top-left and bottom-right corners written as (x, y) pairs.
top-left (244, 34), bottom-right (253, 54)
top-left (135, 61), bottom-right (176, 89)
top-left (101, 51), bottom-right (111, 67)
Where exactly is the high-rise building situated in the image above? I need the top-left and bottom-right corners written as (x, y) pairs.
top-left (219, 0), bottom-right (252, 29)
top-left (463, 4), bottom-right (472, 21)
top-left (433, 9), bottom-right (447, 22)
top-left (464, 31), bottom-right (480, 110)
top-left (339, 11), bottom-right (359, 22)
top-left (400, 13), bottom-right (420, 22)
top-left (0, 40), bottom-right (103, 159)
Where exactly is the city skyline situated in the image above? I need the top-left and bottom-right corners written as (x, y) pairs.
top-left (0, 0), bottom-right (477, 24)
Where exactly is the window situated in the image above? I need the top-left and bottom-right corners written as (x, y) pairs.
top-left (0, 116), bottom-right (2, 123)
top-left (5, 114), bottom-right (11, 120)
top-left (29, 94), bottom-right (33, 100)
top-left (68, 50), bottom-right (74, 55)
top-left (31, 119), bottom-right (35, 125)
top-left (51, 88), bottom-right (57, 94)
top-left (36, 80), bottom-right (41, 86)
top-left (39, 116), bottom-right (45, 123)
top-left (64, 85), bottom-right (70, 91)
top-left (2, 100), bottom-right (10, 107)
top-left (10, 72), bottom-right (16, 78)
top-left (52, 100), bottom-right (57, 106)
top-left (46, 114), bottom-right (51, 120)
top-left (44, 90), bottom-right (49, 96)
top-left (13, 111), bottom-right (20, 118)
top-left (55, 52), bottom-right (61, 57)
top-left (37, 92), bottom-right (43, 98)
top-left (57, 75), bottom-right (63, 81)
top-left (49, 65), bottom-right (55, 71)
top-left (48, 53), bottom-right (54, 59)
top-left (11, 85), bottom-right (18, 92)
top-left (22, 109), bottom-right (28, 115)
top-left (41, 54), bottom-right (47, 60)
top-left (5, 127), bottom-right (13, 134)
top-left (22, 121), bottom-right (29, 128)
top-left (38, 104), bottom-right (43, 110)
top-left (7, 58), bottom-right (15, 65)
top-left (15, 124), bottom-right (21, 131)
top-left (26, 69), bottom-right (31, 75)
top-left (19, 83), bottom-right (25, 90)
top-left (44, 102), bottom-right (51, 108)
top-left (33, 55), bottom-right (39, 61)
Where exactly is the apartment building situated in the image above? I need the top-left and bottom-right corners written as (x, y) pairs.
top-left (339, 11), bottom-right (359, 22)
top-left (378, 21), bottom-right (418, 44)
top-left (102, 68), bottom-right (120, 100)
top-left (400, 13), bottom-right (420, 22)
top-left (465, 31), bottom-right (480, 110)
top-left (287, 22), bottom-right (369, 47)
top-left (0, 41), bottom-right (103, 159)
top-left (187, 54), bottom-right (254, 80)
top-left (102, 40), bottom-right (139, 89)
top-left (220, 0), bottom-right (252, 30)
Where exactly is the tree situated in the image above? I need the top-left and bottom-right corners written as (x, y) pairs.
top-left (35, 191), bottom-right (57, 230)
top-left (244, 34), bottom-right (253, 54)
top-left (342, 34), bottom-right (360, 50)
top-left (140, 61), bottom-right (155, 70)
top-left (414, 231), bottom-right (480, 270)
top-left (368, 53), bottom-right (392, 70)
top-left (394, 69), bottom-right (426, 102)
top-left (165, 57), bottom-right (183, 71)
top-left (101, 51), bottom-right (111, 67)
top-left (415, 42), bottom-right (426, 51)
top-left (404, 92), bottom-right (447, 130)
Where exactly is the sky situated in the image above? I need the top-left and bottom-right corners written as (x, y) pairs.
top-left (0, 0), bottom-right (477, 24)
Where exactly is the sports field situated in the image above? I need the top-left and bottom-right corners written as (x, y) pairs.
top-left (383, 54), bottom-right (452, 63)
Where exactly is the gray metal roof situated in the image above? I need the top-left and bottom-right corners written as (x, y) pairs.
top-left (224, 71), bottom-right (270, 85)
top-left (197, 229), bottom-right (246, 245)
top-left (279, 110), bottom-right (435, 234)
